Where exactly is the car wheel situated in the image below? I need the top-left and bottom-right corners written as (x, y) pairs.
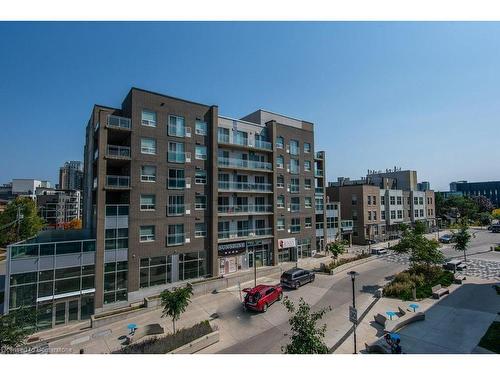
top-left (296, 281), bottom-right (301, 289)
top-left (310, 275), bottom-right (315, 283)
top-left (262, 303), bottom-right (268, 312)
top-left (278, 292), bottom-right (283, 301)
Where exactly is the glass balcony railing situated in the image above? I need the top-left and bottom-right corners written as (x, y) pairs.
top-left (107, 145), bottom-right (131, 158)
top-left (254, 139), bottom-right (272, 150)
top-left (315, 169), bottom-right (324, 177)
top-left (218, 228), bottom-right (272, 240)
top-left (166, 233), bottom-right (185, 246)
top-left (289, 204), bottom-right (300, 212)
top-left (234, 136), bottom-right (248, 146)
top-left (105, 175), bottom-right (130, 188)
top-left (315, 151), bottom-right (324, 160)
top-left (167, 204), bottom-right (189, 216)
top-left (218, 181), bottom-right (273, 192)
top-left (218, 205), bottom-right (273, 214)
top-left (107, 115), bottom-right (131, 130)
top-left (168, 151), bottom-right (187, 163)
top-left (218, 134), bottom-right (272, 150)
top-left (218, 134), bottom-right (230, 144)
top-left (218, 157), bottom-right (272, 171)
top-left (167, 178), bottom-right (186, 189)
top-left (315, 187), bottom-right (324, 194)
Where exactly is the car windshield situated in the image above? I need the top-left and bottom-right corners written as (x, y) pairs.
top-left (245, 291), bottom-right (261, 302)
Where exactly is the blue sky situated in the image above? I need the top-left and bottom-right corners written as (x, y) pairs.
top-left (1, 22), bottom-right (499, 191)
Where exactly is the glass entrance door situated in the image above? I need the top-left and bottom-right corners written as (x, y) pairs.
top-left (55, 302), bottom-right (66, 326)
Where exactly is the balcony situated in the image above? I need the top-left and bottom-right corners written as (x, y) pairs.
top-left (315, 187), bottom-right (324, 195)
top-left (218, 205), bottom-right (273, 216)
top-left (168, 126), bottom-right (191, 138)
top-left (218, 135), bottom-right (273, 151)
top-left (218, 181), bottom-right (273, 193)
top-left (315, 169), bottom-right (324, 177)
top-left (289, 203), bottom-right (300, 212)
top-left (167, 204), bottom-right (190, 216)
top-left (107, 115), bottom-right (131, 130)
top-left (168, 151), bottom-right (191, 163)
top-left (105, 175), bottom-right (130, 189)
top-left (106, 145), bottom-right (131, 160)
top-left (341, 220), bottom-right (354, 232)
top-left (315, 151), bottom-right (324, 160)
top-left (218, 157), bottom-right (272, 171)
top-left (167, 177), bottom-right (191, 190)
top-left (218, 227), bottom-right (273, 241)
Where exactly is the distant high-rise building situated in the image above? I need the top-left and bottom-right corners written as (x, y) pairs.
top-left (417, 181), bottom-right (430, 191)
top-left (450, 180), bottom-right (500, 208)
top-left (59, 161), bottom-right (84, 191)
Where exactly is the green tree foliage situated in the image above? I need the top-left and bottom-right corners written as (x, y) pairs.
top-left (453, 223), bottom-right (472, 262)
top-left (160, 284), bottom-right (193, 334)
top-left (0, 197), bottom-right (44, 247)
top-left (471, 195), bottom-right (494, 213)
top-left (325, 240), bottom-right (346, 263)
top-left (413, 221), bottom-right (427, 235)
top-left (393, 226), bottom-right (444, 268)
top-left (0, 307), bottom-right (37, 352)
top-left (436, 194), bottom-right (494, 224)
top-left (478, 212), bottom-right (492, 226)
top-left (282, 297), bottom-right (331, 354)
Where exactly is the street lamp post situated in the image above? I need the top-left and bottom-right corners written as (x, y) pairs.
top-left (348, 270), bottom-right (359, 354)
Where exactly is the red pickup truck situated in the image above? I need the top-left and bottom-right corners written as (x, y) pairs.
top-left (242, 284), bottom-right (283, 312)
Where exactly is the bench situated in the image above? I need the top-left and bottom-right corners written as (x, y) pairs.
top-left (374, 306), bottom-right (425, 333)
top-left (431, 284), bottom-right (450, 299)
top-left (453, 275), bottom-right (466, 284)
top-left (124, 323), bottom-right (164, 345)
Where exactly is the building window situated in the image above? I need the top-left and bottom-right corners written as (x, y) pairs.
top-left (304, 160), bottom-right (311, 172)
top-left (141, 138), bottom-right (157, 155)
top-left (305, 197), bottom-right (312, 208)
top-left (305, 217), bottom-right (312, 229)
top-left (397, 196), bottom-right (402, 205)
top-left (315, 197), bottom-right (324, 211)
top-left (390, 196), bottom-right (396, 205)
top-left (414, 197), bottom-right (418, 205)
top-left (195, 120), bottom-right (207, 135)
top-left (373, 196), bottom-right (377, 205)
top-left (195, 195), bottom-right (207, 210)
top-left (304, 178), bottom-right (312, 189)
top-left (277, 155), bottom-right (284, 169)
top-left (235, 130), bottom-right (248, 146)
top-left (368, 211), bottom-right (372, 221)
top-left (168, 142), bottom-right (185, 163)
top-left (277, 218), bottom-right (285, 231)
top-left (419, 197), bottom-right (424, 205)
top-left (167, 224), bottom-right (184, 246)
top-left (140, 194), bottom-right (156, 211)
top-left (290, 218), bottom-right (300, 233)
top-left (373, 211), bottom-right (377, 220)
top-left (290, 197), bottom-right (300, 212)
top-left (103, 261), bottom-right (128, 304)
top-left (140, 226), bottom-right (155, 242)
top-left (352, 210), bottom-right (358, 221)
top-left (290, 178), bottom-right (299, 193)
top-left (420, 209), bottom-right (424, 217)
top-left (195, 169), bottom-right (207, 184)
top-left (195, 223), bottom-right (207, 238)
top-left (381, 195), bottom-right (385, 205)
top-left (140, 256), bottom-right (171, 289)
top-left (289, 158), bottom-right (299, 174)
top-left (105, 228), bottom-right (128, 251)
top-left (390, 211), bottom-right (396, 220)
top-left (277, 195), bottom-right (285, 208)
top-left (141, 110), bottom-right (157, 127)
top-left (397, 210), bottom-right (403, 219)
top-left (368, 196), bottom-right (372, 205)
top-left (381, 210), bottom-right (386, 220)
top-left (168, 169), bottom-right (185, 189)
top-left (304, 142), bottom-right (311, 154)
top-left (179, 250), bottom-right (207, 281)
top-left (168, 115), bottom-right (185, 137)
top-left (167, 195), bottom-right (185, 216)
top-left (276, 136), bottom-right (284, 149)
top-left (217, 127), bottom-right (229, 143)
top-left (141, 165), bottom-right (157, 182)
top-left (195, 145), bottom-right (207, 160)
top-left (352, 194), bottom-right (357, 205)
top-left (289, 140), bottom-right (299, 156)
top-left (277, 175), bottom-right (284, 188)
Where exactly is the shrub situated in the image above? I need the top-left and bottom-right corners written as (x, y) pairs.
top-left (494, 246), bottom-right (500, 252)
top-left (114, 320), bottom-right (213, 354)
top-left (323, 253), bottom-right (370, 272)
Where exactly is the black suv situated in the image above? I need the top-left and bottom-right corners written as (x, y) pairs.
top-left (280, 268), bottom-right (315, 289)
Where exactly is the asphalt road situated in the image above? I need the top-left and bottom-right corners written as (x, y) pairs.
top-left (218, 258), bottom-right (406, 353)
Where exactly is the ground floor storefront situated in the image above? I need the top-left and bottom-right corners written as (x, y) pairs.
top-left (218, 239), bottom-right (273, 276)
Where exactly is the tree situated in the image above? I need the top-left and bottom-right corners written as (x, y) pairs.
top-left (393, 226), bottom-right (444, 269)
top-left (0, 307), bottom-right (37, 353)
top-left (0, 197), bottom-right (45, 247)
top-left (471, 195), bottom-right (494, 213)
top-left (160, 284), bottom-right (193, 334)
top-left (491, 208), bottom-right (500, 221)
top-left (413, 221), bottom-right (427, 235)
top-left (453, 223), bottom-right (472, 262)
top-left (477, 212), bottom-right (492, 227)
top-left (325, 240), bottom-right (346, 264)
top-left (282, 297), bottom-right (331, 354)
top-left (63, 218), bottom-right (82, 230)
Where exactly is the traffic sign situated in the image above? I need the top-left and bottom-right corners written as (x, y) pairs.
top-left (349, 306), bottom-right (358, 324)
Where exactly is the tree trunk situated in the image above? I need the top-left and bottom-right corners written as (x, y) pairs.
top-left (463, 249), bottom-right (467, 262)
top-left (172, 318), bottom-right (176, 334)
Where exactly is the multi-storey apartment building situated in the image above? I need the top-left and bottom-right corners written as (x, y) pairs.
top-left (327, 169), bottom-right (436, 245)
top-left (59, 161), bottom-right (84, 191)
top-left (3, 87), bottom-right (327, 328)
top-left (37, 189), bottom-right (82, 228)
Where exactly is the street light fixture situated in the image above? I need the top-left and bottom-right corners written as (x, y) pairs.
top-left (347, 270), bottom-right (359, 354)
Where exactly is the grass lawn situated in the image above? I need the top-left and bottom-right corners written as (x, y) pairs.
top-left (478, 321), bottom-right (500, 353)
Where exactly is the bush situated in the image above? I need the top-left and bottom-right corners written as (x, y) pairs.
top-left (114, 320), bottom-right (213, 354)
top-left (323, 253), bottom-right (370, 272)
top-left (494, 246), bottom-right (500, 252)
top-left (383, 267), bottom-right (454, 300)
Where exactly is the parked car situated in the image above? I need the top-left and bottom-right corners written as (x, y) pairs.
top-left (439, 234), bottom-right (455, 243)
top-left (242, 284), bottom-right (283, 312)
top-left (280, 268), bottom-right (315, 289)
top-left (371, 246), bottom-right (388, 255)
top-left (490, 224), bottom-right (500, 233)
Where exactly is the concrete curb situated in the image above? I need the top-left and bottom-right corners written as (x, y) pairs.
top-left (168, 331), bottom-right (219, 354)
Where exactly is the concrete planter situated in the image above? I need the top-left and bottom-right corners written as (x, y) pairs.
top-left (167, 331), bottom-right (219, 354)
top-left (328, 256), bottom-right (375, 275)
